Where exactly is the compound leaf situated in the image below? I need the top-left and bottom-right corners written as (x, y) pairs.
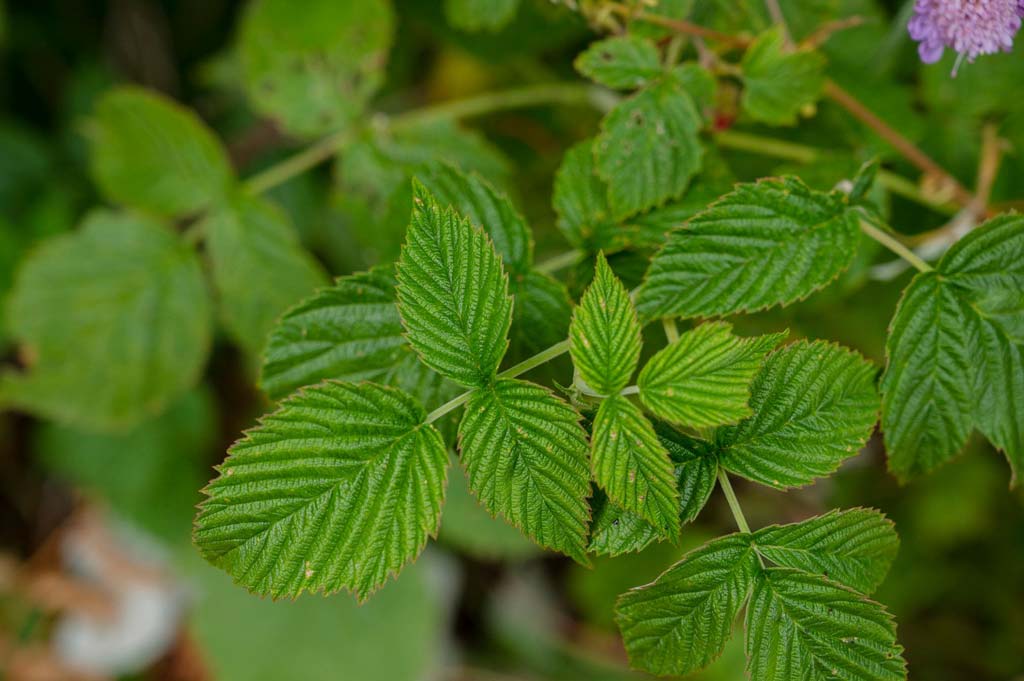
top-left (615, 534), bottom-right (759, 676)
top-left (569, 253), bottom-right (641, 395)
top-left (194, 382), bottom-right (448, 601)
top-left (716, 340), bottom-right (879, 489)
top-left (458, 378), bottom-right (591, 563)
top-left (638, 322), bottom-right (784, 428)
top-left (575, 36), bottom-right (664, 90)
top-left (745, 569), bottom-right (906, 681)
top-left (637, 177), bottom-right (860, 320)
top-left (741, 28), bottom-right (826, 126)
top-left (396, 183), bottom-right (512, 388)
top-left (754, 509), bottom-right (899, 595)
top-left (591, 395), bottom-right (679, 536)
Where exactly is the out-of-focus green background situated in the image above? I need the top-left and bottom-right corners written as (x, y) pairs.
top-left (1, 1), bottom-right (1023, 680)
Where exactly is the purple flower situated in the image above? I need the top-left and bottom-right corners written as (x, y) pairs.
top-left (908, 0), bottom-right (1024, 73)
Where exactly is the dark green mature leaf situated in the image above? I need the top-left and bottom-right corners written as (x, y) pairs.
top-left (569, 253), bottom-right (641, 395)
top-left (592, 395), bottom-right (679, 536)
top-left (511, 270), bottom-right (572, 357)
top-left (638, 322), bottom-right (784, 428)
top-left (589, 424), bottom-right (717, 556)
top-left (616, 534), bottom-right (759, 676)
top-left (195, 382), bottom-right (448, 601)
top-left (575, 36), bottom-right (664, 90)
top-left (444, 0), bottom-right (520, 31)
top-left (260, 267), bottom-right (406, 400)
top-left (741, 28), bottom-right (826, 126)
top-left (1, 211), bottom-right (211, 431)
top-left (716, 341), bottom-right (879, 489)
top-left (883, 215), bottom-right (1024, 482)
top-left (88, 87), bottom-right (233, 216)
top-left (458, 378), bottom-right (591, 563)
top-left (745, 569), bottom-right (906, 681)
top-left (204, 194), bottom-right (326, 357)
top-left (396, 184), bottom-right (513, 388)
top-left (595, 76), bottom-right (704, 220)
top-left (754, 509), bottom-right (899, 595)
top-left (637, 177), bottom-right (861, 320)
top-left (239, 0), bottom-right (394, 136)
top-left (552, 139), bottom-right (624, 253)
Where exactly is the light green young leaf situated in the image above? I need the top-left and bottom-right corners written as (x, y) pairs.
top-left (882, 215), bottom-right (1024, 482)
top-left (754, 509), bottom-right (899, 595)
top-left (575, 36), bottom-right (664, 90)
top-left (204, 194), bottom-right (326, 357)
top-left (589, 421), bottom-right (718, 556)
top-left (396, 183), bottom-right (513, 388)
top-left (1, 211), bottom-right (211, 431)
top-left (716, 340), bottom-right (879, 489)
top-left (741, 28), bottom-right (826, 126)
top-left (569, 253), bottom-right (641, 396)
top-left (88, 87), bottom-right (233, 217)
top-left (745, 569), bottom-right (906, 681)
top-left (592, 395), bottom-right (680, 536)
top-left (194, 381), bottom-right (448, 601)
top-left (458, 378), bottom-right (591, 563)
top-left (637, 177), bottom-right (860, 320)
top-left (638, 322), bottom-right (784, 428)
top-left (615, 534), bottom-right (759, 676)
top-left (444, 0), bottom-right (520, 32)
top-left (239, 0), bottom-right (394, 137)
top-left (595, 77), bottom-right (704, 220)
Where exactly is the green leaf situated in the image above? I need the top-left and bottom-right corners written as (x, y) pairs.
top-left (88, 86), bottom-right (233, 217)
top-left (638, 322), bottom-right (784, 428)
top-left (883, 214), bottom-right (1024, 482)
top-left (416, 162), bottom-right (532, 273)
top-left (741, 28), bottom-right (826, 126)
top-left (194, 381), bottom-right (448, 601)
top-left (575, 36), bottom-right (664, 90)
top-left (553, 139), bottom-right (624, 253)
top-left (716, 340), bottom-right (879, 489)
top-left (239, 0), bottom-right (394, 137)
top-left (615, 534), bottom-right (759, 676)
top-left (1, 211), bottom-right (211, 431)
top-left (259, 267), bottom-right (406, 400)
top-left (458, 378), bottom-right (591, 563)
top-left (511, 269), bottom-right (573, 357)
top-left (396, 183), bottom-right (513, 388)
top-left (589, 424), bottom-right (717, 556)
top-left (569, 253), bottom-right (641, 395)
top-left (444, 0), bottom-right (520, 32)
top-left (204, 194), bottom-right (327, 357)
top-left (754, 509), bottom-right (899, 595)
top-left (592, 395), bottom-right (680, 536)
top-left (595, 77), bottom-right (704, 220)
top-left (637, 177), bottom-right (861, 320)
top-left (745, 569), bottom-right (906, 681)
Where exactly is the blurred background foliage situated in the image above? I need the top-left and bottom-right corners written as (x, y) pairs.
top-left (0, 0), bottom-right (1022, 680)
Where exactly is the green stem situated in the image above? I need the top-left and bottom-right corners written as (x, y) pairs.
top-left (535, 250), bottom-right (582, 275)
top-left (424, 340), bottom-right (571, 425)
top-left (243, 130), bottom-right (352, 195)
top-left (662, 318), bottom-right (680, 344)
top-left (717, 469), bottom-right (752, 535)
top-left (859, 218), bottom-right (933, 273)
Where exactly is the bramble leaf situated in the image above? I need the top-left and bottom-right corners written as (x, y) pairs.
top-left (511, 270), bottom-right (573, 357)
top-left (637, 177), bottom-right (861, 320)
top-left (754, 509), bottom-right (899, 595)
top-left (569, 253), bottom-right (641, 395)
top-left (741, 28), bottom-right (826, 126)
top-left (638, 322), bottom-right (784, 428)
top-left (203, 194), bottom-right (326, 357)
top-left (444, 0), bottom-right (520, 32)
top-left (194, 381), bottom-right (448, 601)
top-left (595, 76), bottom-right (704, 220)
top-left (396, 184), bottom-right (512, 388)
top-left (716, 340), bottom-right (879, 489)
top-left (615, 534), bottom-right (759, 676)
top-left (553, 139), bottom-right (624, 253)
top-left (88, 87), bottom-right (233, 217)
top-left (745, 569), bottom-right (906, 681)
top-left (591, 395), bottom-right (679, 536)
top-left (1, 211), bottom-right (211, 431)
top-left (575, 36), bottom-right (663, 91)
top-left (458, 378), bottom-right (591, 563)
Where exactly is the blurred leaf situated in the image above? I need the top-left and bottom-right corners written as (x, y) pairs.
top-left (510, 269), bottom-right (572, 358)
top-left (444, 0), bottom-right (520, 31)
top-left (553, 139), bottom-right (624, 253)
top-left (575, 36), bottom-right (663, 91)
top-left (741, 28), bottom-right (826, 126)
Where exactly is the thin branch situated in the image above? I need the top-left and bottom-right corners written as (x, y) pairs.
top-left (605, 2), bottom-right (751, 47)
